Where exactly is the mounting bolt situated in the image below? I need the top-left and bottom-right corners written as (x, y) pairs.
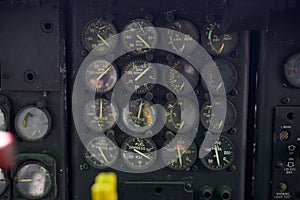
top-left (281, 97), bottom-right (291, 104)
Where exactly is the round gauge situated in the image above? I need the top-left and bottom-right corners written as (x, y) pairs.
top-left (121, 137), bottom-right (157, 170)
top-left (165, 97), bottom-right (198, 132)
top-left (122, 59), bottom-right (158, 94)
top-left (122, 19), bottom-right (158, 54)
top-left (161, 135), bottom-right (197, 170)
top-left (84, 60), bottom-right (118, 93)
top-left (0, 106), bottom-right (7, 131)
top-left (85, 136), bottom-right (119, 169)
top-left (82, 18), bottom-right (118, 55)
top-left (0, 168), bottom-right (7, 196)
top-left (202, 59), bottom-right (238, 94)
top-left (122, 98), bottom-right (157, 133)
top-left (201, 22), bottom-right (239, 56)
top-left (284, 53), bottom-right (300, 88)
top-left (166, 58), bottom-right (199, 94)
top-left (15, 106), bottom-right (51, 142)
top-left (15, 163), bottom-right (52, 199)
top-left (200, 100), bottom-right (237, 132)
top-left (200, 135), bottom-right (234, 170)
top-left (167, 19), bottom-right (199, 54)
top-left (83, 98), bottom-right (118, 132)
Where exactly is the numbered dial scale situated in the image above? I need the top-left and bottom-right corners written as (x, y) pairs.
top-left (85, 136), bottom-right (119, 169)
top-left (82, 18), bottom-right (118, 55)
top-left (200, 135), bottom-right (234, 170)
top-left (121, 137), bottom-right (157, 170)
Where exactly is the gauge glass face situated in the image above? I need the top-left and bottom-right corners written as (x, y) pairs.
top-left (202, 59), bottom-right (238, 94)
top-left (85, 136), bottom-right (119, 169)
top-left (122, 19), bottom-right (157, 54)
top-left (15, 106), bottom-right (51, 141)
top-left (122, 99), bottom-right (157, 133)
top-left (0, 168), bottom-right (7, 196)
top-left (167, 58), bottom-right (199, 94)
top-left (200, 135), bottom-right (234, 170)
top-left (165, 98), bottom-right (198, 132)
top-left (201, 22), bottom-right (238, 56)
top-left (84, 60), bottom-right (118, 93)
top-left (167, 19), bottom-right (199, 54)
top-left (284, 53), bottom-right (300, 88)
top-left (122, 59), bottom-right (158, 94)
top-left (16, 163), bottom-right (52, 199)
top-left (0, 107), bottom-right (7, 131)
top-left (82, 19), bottom-right (118, 55)
top-left (121, 137), bottom-right (157, 170)
top-left (83, 99), bottom-right (118, 132)
top-left (161, 136), bottom-right (197, 170)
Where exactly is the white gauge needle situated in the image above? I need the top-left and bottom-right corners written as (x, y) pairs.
top-left (134, 67), bottom-right (150, 81)
top-left (214, 145), bottom-right (221, 166)
top-left (136, 34), bottom-right (151, 48)
top-left (97, 66), bottom-right (112, 80)
top-left (97, 34), bottom-right (110, 47)
top-left (177, 147), bottom-right (183, 167)
top-left (137, 101), bottom-right (144, 119)
top-left (133, 149), bottom-right (152, 160)
top-left (99, 99), bottom-right (103, 119)
top-left (98, 147), bottom-right (108, 163)
top-left (216, 83), bottom-right (223, 91)
top-left (218, 43), bottom-right (225, 54)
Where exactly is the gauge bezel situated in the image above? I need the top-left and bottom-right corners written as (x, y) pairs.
top-left (0, 105), bottom-right (8, 131)
top-left (0, 168), bottom-right (8, 196)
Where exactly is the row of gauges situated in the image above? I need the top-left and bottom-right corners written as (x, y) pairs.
top-left (82, 18), bottom-right (238, 56)
top-left (82, 97), bottom-right (237, 133)
top-left (84, 58), bottom-right (238, 95)
top-left (84, 134), bottom-right (234, 171)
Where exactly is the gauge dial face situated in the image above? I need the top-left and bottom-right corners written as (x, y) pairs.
top-left (167, 19), bottom-right (199, 54)
top-left (167, 58), bottom-right (199, 94)
top-left (83, 98), bottom-right (118, 132)
top-left (15, 106), bottom-right (51, 142)
top-left (201, 22), bottom-right (238, 56)
top-left (85, 136), bottom-right (119, 169)
top-left (200, 100), bottom-right (237, 132)
top-left (284, 53), bottom-right (300, 88)
top-left (165, 98), bottom-right (198, 132)
top-left (122, 59), bottom-right (158, 94)
top-left (0, 168), bottom-right (7, 196)
top-left (161, 136), bottom-right (197, 170)
top-left (0, 106), bottom-right (7, 131)
top-left (121, 137), bottom-right (157, 170)
top-left (122, 19), bottom-right (158, 54)
top-left (82, 18), bottom-right (118, 55)
top-left (15, 163), bottom-right (52, 199)
top-left (84, 60), bottom-right (118, 93)
top-left (200, 136), bottom-right (234, 170)
top-left (202, 59), bottom-right (238, 94)
top-left (122, 99), bottom-right (157, 133)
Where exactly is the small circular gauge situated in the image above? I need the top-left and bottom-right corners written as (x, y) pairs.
top-left (165, 97), bottom-right (199, 133)
top-left (122, 99), bottom-right (157, 133)
top-left (122, 19), bottom-right (158, 54)
top-left (167, 19), bottom-right (199, 54)
top-left (284, 53), bottom-right (300, 88)
top-left (201, 22), bottom-right (238, 56)
top-left (122, 59), bottom-right (158, 94)
top-left (85, 136), bottom-right (119, 169)
top-left (200, 100), bottom-right (237, 132)
top-left (83, 98), bottom-right (118, 132)
top-left (84, 60), bottom-right (118, 93)
top-left (0, 106), bottom-right (7, 131)
top-left (166, 58), bottom-right (199, 94)
top-left (82, 18), bottom-right (118, 55)
top-left (121, 137), bottom-right (157, 170)
top-left (15, 163), bottom-right (52, 199)
top-left (15, 106), bottom-right (51, 142)
top-left (161, 135), bottom-right (197, 170)
top-left (200, 135), bottom-right (234, 170)
top-left (202, 59), bottom-right (238, 94)
top-left (0, 168), bottom-right (7, 196)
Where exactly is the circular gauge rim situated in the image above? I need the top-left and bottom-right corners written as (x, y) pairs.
top-left (0, 105), bottom-right (8, 131)
top-left (0, 168), bottom-right (7, 196)
top-left (284, 53), bottom-right (300, 88)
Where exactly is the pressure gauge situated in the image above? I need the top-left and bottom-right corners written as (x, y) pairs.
top-left (15, 163), bottom-right (52, 199)
top-left (121, 137), bottom-right (157, 170)
top-left (83, 98), bottom-right (118, 133)
top-left (15, 106), bottom-right (52, 142)
top-left (82, 18), bottom-right (118, 55)
top-left (0, 168), bottom-right (7, 196)
top-left (284, 53), bottom-right (300, 88)
top-left (0, 106), bottom-right (7, 131)
top-left (122, 19), bottom-right (158, 54)
top-left (85, 136), bottom-right (119, 169)
top-left (200, 135), bottom-right (234, 170)
top-left (161, 135), bottom-right (197, 170)
top-left (84, 60), bottom-right (118, 93)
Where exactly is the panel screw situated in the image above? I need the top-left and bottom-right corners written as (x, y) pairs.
top-left (281, 97), bottom-right (291, 104)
